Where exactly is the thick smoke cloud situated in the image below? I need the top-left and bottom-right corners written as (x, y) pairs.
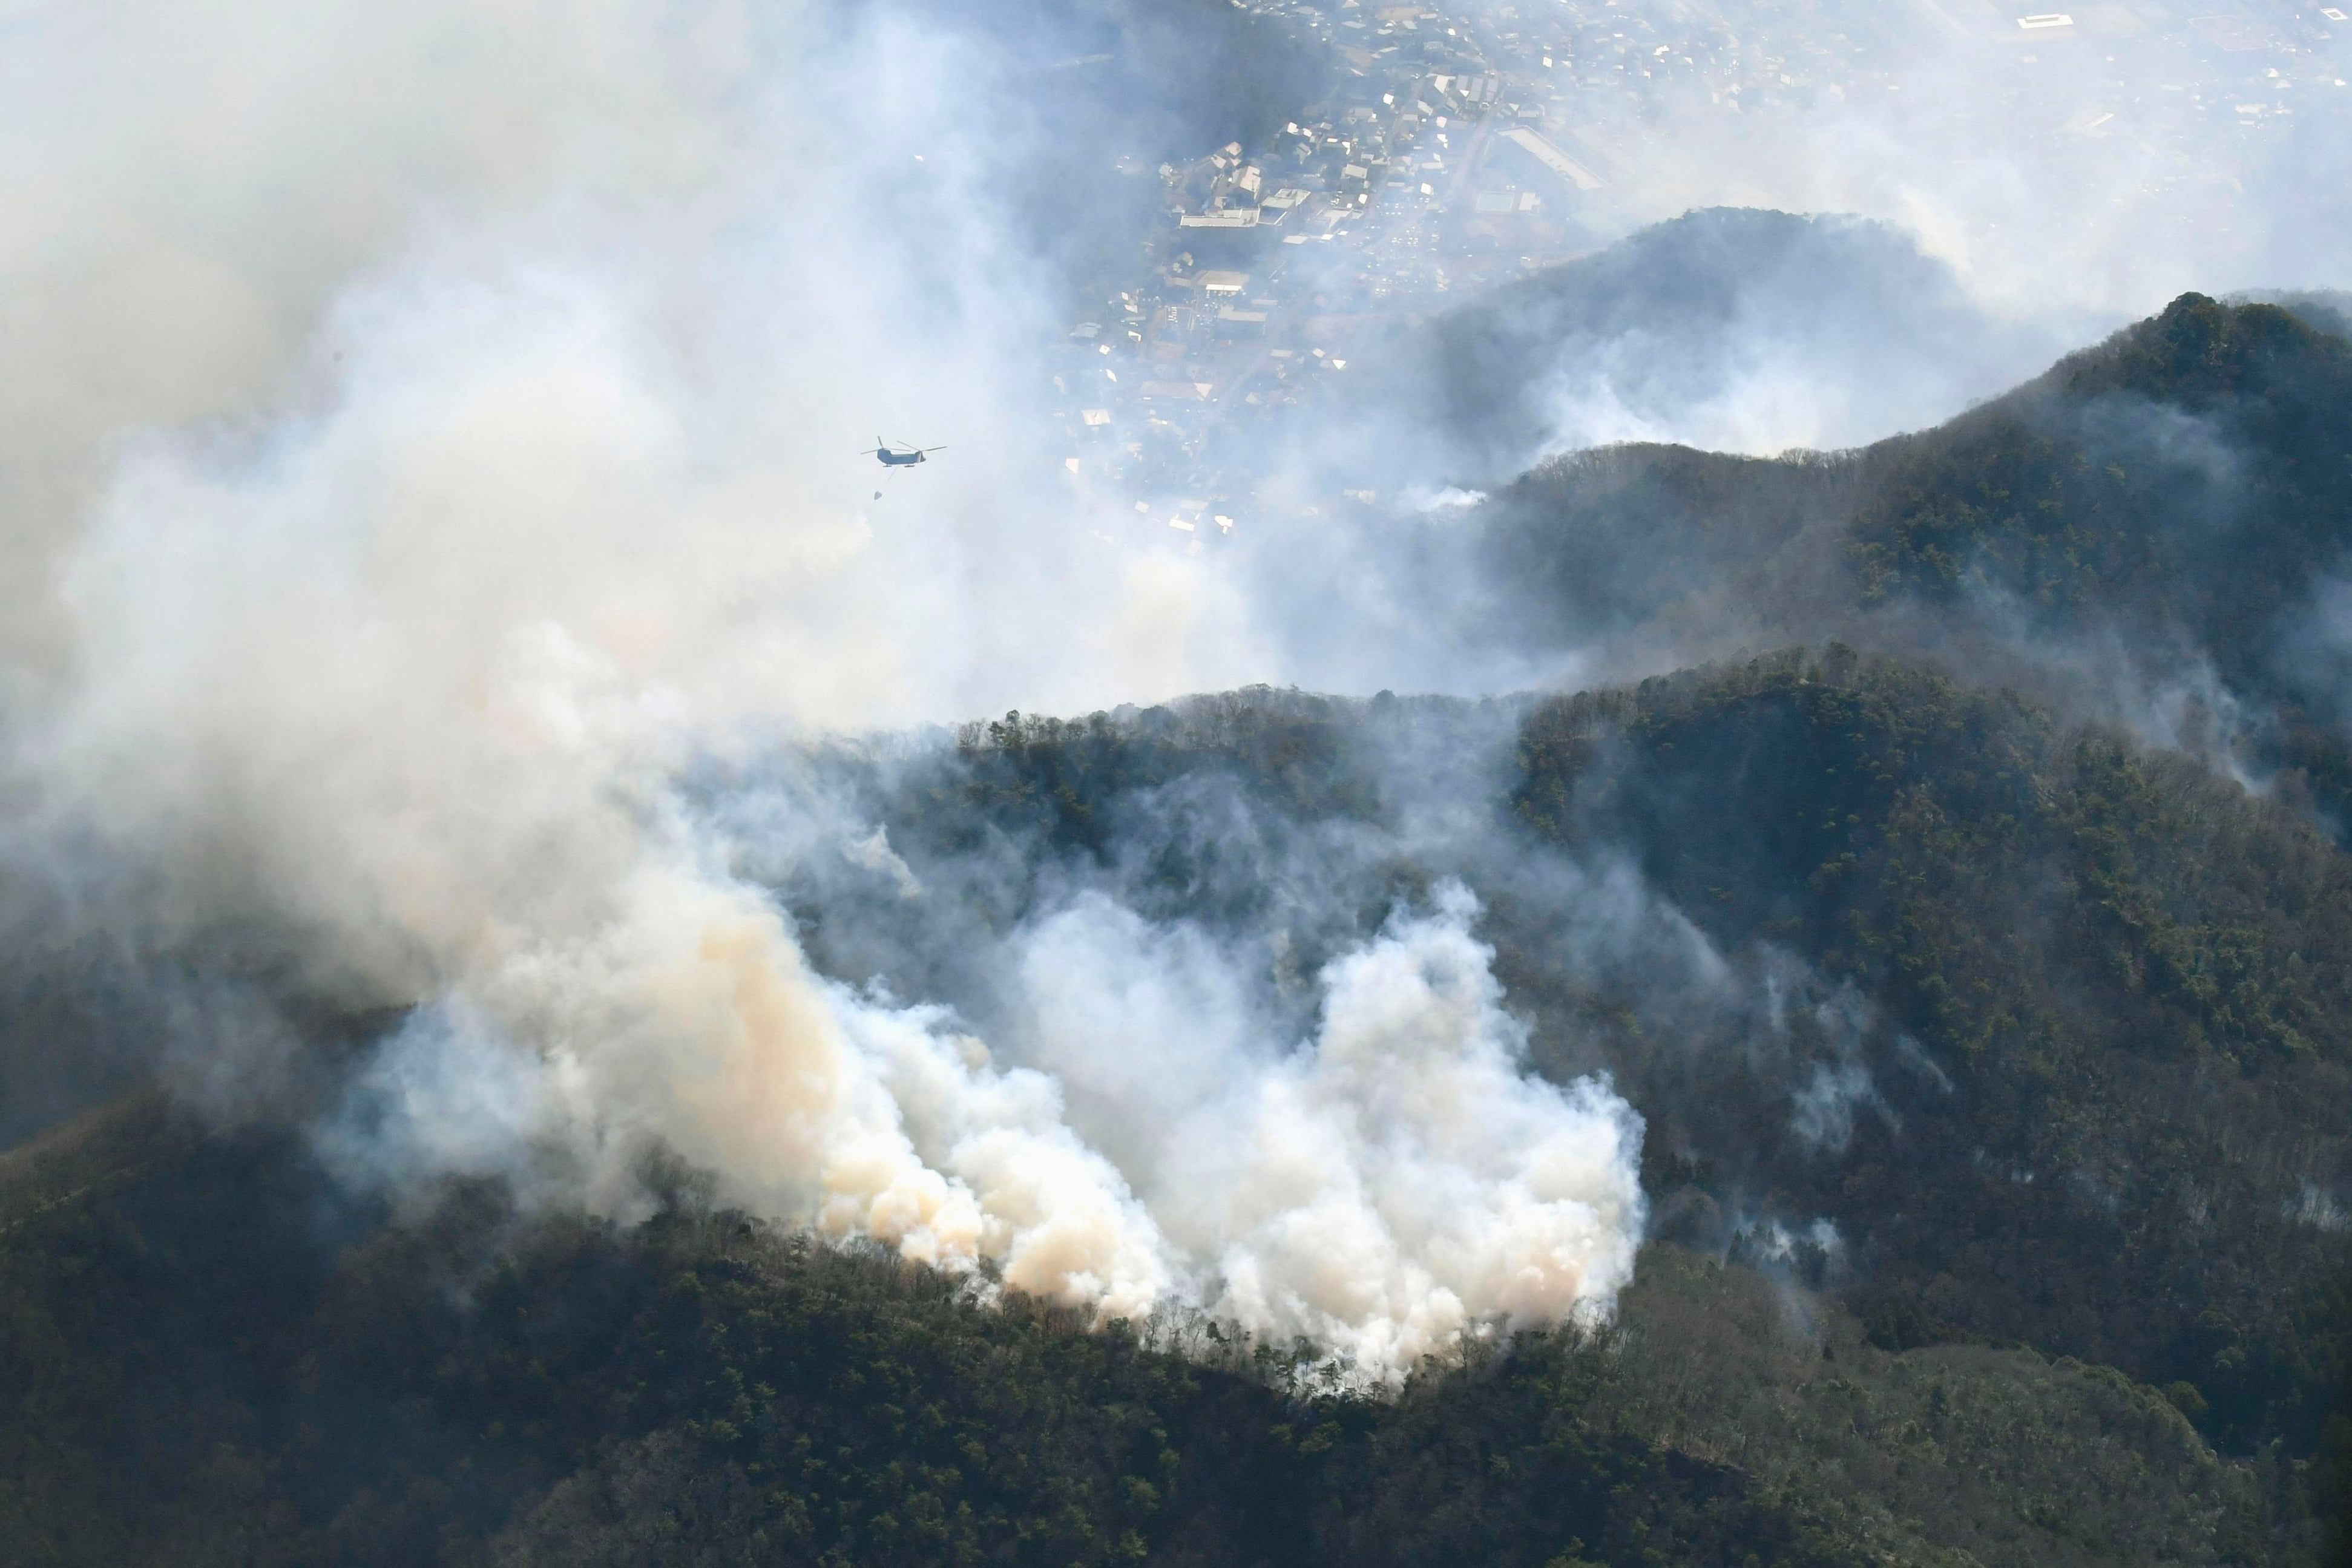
top-left (0, 0), bottom-right (1647, 1374)
top-left (1009, 885), bottom-right (1642, 1365)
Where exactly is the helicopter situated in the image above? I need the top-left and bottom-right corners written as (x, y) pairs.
top-left (862, 439), bottom-right (947, 468)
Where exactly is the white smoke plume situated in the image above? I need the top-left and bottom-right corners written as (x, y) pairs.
top-left (1009, 886), bottom-right (1642, 1367)
top-left (317, 862), bottom-right (1643, 1370)
top-left (1, 0), bottom-right (1645, 1376)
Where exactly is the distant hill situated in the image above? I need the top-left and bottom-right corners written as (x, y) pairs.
top-left (1318, 208), bottom-right (2084, 480)
top-left (4, 681), bottom-right (2345, 1565)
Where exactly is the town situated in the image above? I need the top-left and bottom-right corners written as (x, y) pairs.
top-left (1042, 0), bottom-right (2347, 546)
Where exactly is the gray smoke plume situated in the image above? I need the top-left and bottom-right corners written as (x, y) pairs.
top-left (1, 0), bottom-right (2341, 1373)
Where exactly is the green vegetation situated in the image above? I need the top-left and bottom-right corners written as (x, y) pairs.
top-left (1853, 294), bottom-right (2352, 813)
top-left (812, 645), bottom-right (2352, 1552)
top-left (1851, 294), bottom-right (2352, 622)
top-left (850, 652), bottom-right (2352, 1550)
top-left (1482, 295), bottom-right (2352, 821)
top-left (1, 1097), bottom-right (2315, 1566)
top-left (0, 1106), bottom-right (1853, 1568)
top-left (1589, 1245), bottom-right (2312, 1568)
top-left (1519, 649), bottom-right (2352, 1462)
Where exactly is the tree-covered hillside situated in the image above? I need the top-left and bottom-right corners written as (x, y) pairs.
top-left (1479, 294), bottom-right (2352, 822)
top-left (1517, 649), bottom-right (2352, 1461)
top-left (0, 1091), bottom-right (2320, 1567)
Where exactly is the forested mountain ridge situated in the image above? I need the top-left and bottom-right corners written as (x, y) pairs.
top-left (1850, 292), bottom-right (2351, 637)
top-left (1479, 294), bottom-right (2352, 820)
top-left (1851, 294), bottom-right (2352, 806)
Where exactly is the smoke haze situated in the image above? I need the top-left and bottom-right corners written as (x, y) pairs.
top-left (0, 0), bottom-right (2344, 1371)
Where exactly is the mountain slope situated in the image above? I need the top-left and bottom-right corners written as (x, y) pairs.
top-left (1476, 295), bottom-right (2352, 822)
top-left (0, 1093), bottom-right (2305, 1567)
top-left (1516, 648), bottom-right (2352, 1461)
top-left (0, 1101), bottom-right (1862, 1568)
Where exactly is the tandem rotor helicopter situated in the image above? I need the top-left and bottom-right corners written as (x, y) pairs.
top-left (860, 438), bottom-right (947, 499)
